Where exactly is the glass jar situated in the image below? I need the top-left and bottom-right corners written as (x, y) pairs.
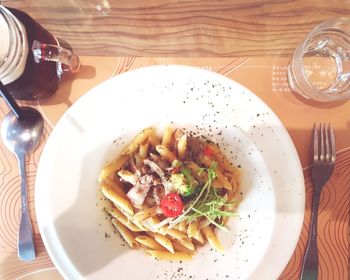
top-left (0, 5), bottom-right (80, 100)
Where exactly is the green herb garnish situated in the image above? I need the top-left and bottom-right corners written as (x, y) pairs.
top-left (169, 162), bottom-right (236, 231)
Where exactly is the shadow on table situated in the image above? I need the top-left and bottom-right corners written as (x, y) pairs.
top-left (39, 63), bottom-right (97, 107)
top-left (247, 123), bottom-right (350, 279)
top-left (290, 89), bottom-right (350, 108)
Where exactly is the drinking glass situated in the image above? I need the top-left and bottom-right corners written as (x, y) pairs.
top-left (287, 18), bottom-right (350, 102)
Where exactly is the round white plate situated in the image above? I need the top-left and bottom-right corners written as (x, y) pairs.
top-left (35, 65), bottom-right (304, 280)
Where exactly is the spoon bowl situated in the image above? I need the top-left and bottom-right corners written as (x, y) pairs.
top-left (1, 106), bottom-right (44, 261)
top-left (1, 107), bottom-right (44, 153)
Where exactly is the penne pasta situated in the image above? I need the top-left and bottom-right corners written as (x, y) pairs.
top-left (192, 230), bottom-right (205, 245)
top-left (122, 127), bottom-right (154, 155)
top-left (117, 170), bottom-right (138, 185)
top-left (153, 233), bottom-right (174, 253)
top-left (99, 126), bottom-right (240, 260)
top-left (177, 238), bottom-right (195, 251)
top-left (163, 228), bottom-right (188, 240)
top-left (139, 142), bottom-right (150, 160)
top-left (172, 240), bottom-right (195, 254)
top-left (105, 207), bottom-right (143, 232)
top-left (133, 206), bottom-right (158, 221)
top-left (161, 127), bottom-right (173, 148)
top-left (230, 177), bottom-right (242, 198)
top-left (199, 218), bottom-right (212, 229)
top-left (168, 234), bottom-right (195, 251)
top-left (112, 203), bottom-right (149, 232)
top-left (155, 145), bottom-right (177, 162)
top-left (101, 183), bottom-right (134, 215)
top-left (131, 219), bottom-right (148, 231)
top-left (178, 220), bottom-right (187, 232)
top-left (142, 217), bottom-right (166, 235)
top-left (177, 134), bottom-right (187, 160)
top-left (215, 169), bottom-right (232, 190)
top-left (135, 235), bottom-right (164, 250)
top-left (104, 177), bottom-right (127, 198)
top-left (145, 231), bottom-right (156, 239)
top-left (147, 250), bottom-right (192, 261)
top-left (206, 142), bottom-right (239, 176)
top-left (111, 219), bottom-right (139, 249)
top-left (148, 131), bottom-right (161, 147)
top-left (98, 155), bottom-right (129, 182)
top-left (185, 161), bottom-right (207, 184)
top-left (201, 156), bottom-right (232, 190)
top-left (227, 179), bottom-right (241, 202)
top-left (141, 219), bottom-right (157, 233)
top-left (212, 179), bottom-right (222, 189)
top-left (149, 216), bottom-right (166, 235)
top-left (202, 226), bottom-right (224, 253)
top-left (187, 220), bottom-right (198, 238)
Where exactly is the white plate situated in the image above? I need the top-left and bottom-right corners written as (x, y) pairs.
top-left (35, 65), bottom-right (304, 280)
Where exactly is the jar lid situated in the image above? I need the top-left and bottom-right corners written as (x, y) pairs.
top-left (0, 10), bottom-right (10, 62)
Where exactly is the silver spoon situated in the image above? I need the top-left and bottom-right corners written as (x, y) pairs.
top-left (1, 106), bottom-right (44, 261)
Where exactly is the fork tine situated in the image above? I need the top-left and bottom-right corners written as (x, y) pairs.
top-left (313, 123), bottom-right (319, 161)
top-left (329, 124), bottom-right (336, 163)
top-left (320, 123), bottom-right (324, 161)
top-left (325, 123), bottom-right (330, 161)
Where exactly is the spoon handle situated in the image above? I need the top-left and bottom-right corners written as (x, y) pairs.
top-left (0, 81), bottom-right (23, 119)
top-left (17, 153), bottom-right (36, 261)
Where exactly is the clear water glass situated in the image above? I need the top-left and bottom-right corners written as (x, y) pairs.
top-left (288, 18), bottom-right (350, 102)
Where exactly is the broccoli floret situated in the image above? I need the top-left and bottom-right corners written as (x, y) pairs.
top-left (170, 172), bottom-right (195, 197)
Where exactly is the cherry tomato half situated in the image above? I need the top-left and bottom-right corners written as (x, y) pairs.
top-left (203, 145), bottom-right (214, 157)
top-left (160, 193), bottom-right (184, 218)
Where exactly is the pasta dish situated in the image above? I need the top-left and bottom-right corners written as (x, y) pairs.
top-left (98, 127), bottom-right (240, 261)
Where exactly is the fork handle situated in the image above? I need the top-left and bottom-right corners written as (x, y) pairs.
top-left (300, 188), bottom-right (322, 280)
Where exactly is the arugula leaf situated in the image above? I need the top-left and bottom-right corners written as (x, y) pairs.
top-left (185, 189), bottom-right (236, 232)
top-left (169, 162), bottom-right (237, 231)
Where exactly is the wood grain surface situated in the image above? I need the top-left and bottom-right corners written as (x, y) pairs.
top-left (3, 0), bottom-right (350, 56)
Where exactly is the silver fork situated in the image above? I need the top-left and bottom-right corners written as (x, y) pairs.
top-left (300, 123), bottom-right (336, 280)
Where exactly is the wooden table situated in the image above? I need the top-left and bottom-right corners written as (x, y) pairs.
top-left (3, 0), bottom-right (350, 56)
top-left (1, 1), bottom-right (350, 280)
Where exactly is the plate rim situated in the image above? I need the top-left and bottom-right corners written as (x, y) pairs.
top-left (35, 64), bottom-right (305, 280)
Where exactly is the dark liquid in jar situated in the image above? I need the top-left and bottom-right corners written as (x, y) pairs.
top-left (6, 7), bottom-right (60, 100)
